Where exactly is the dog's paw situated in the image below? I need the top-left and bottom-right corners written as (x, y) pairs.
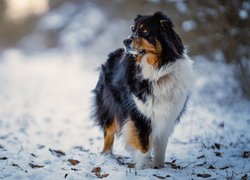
top-left (135, 161), bottom-right (151, 169)
top-left (135, 156), bottom-right (151, 169)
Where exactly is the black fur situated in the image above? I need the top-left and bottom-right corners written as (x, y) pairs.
top-left (93, 48), bottom-right (152, 149)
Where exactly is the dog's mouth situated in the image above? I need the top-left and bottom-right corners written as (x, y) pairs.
top-left (123, 39), bottom-right (146, 56)
top-left (124, 45), bottom-right (145, 56)
top-left (124, 45), bottom-right (137, 55)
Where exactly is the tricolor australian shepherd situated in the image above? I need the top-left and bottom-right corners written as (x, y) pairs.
top-left (92, 11), bottom-right (193, 169)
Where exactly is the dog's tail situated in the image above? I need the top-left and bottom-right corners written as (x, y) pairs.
top-left (92, 48), bottom-right (124, 129)
top-left (92, 66), bottom-right (112, 129)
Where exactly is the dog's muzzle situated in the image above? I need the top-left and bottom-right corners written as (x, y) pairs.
top-left (123, 36), bottom-right (145, 56)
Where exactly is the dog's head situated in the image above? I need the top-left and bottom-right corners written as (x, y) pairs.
top-left (123, 11), bottom-right (184, 67)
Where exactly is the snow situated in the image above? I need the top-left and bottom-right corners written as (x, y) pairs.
top-left (0, 47), bottom-right (249, 180)
top-left (1, 4), bottom-right (250, 180)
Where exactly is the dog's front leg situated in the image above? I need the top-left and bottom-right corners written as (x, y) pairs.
top-left (122, 120), bottom-right (152, 169)
top-left (152, 135), bottom-right (168, 168)
top-left (134, 150), bottom-right (151, 169)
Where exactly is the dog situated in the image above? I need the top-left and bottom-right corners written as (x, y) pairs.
top-left (92, 11), bottom-right (193, 169)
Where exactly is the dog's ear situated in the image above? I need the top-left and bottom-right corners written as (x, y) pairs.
top-left (134, 14), bottom-right (142, 22)
top-left (153, 11), bottom-right (174, 29)
top-left (154, 11), bottom-right (184, 62)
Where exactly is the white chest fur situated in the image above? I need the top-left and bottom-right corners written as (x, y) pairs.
top-left (133, 54), bottom-right (194, 138)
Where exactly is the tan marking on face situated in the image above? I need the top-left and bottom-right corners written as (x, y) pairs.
top-left (102, 119), bottom-right (119, 153)
top-left (132, 38), bottom-right (162, 67)
top-left (123, 120), bottom-right (150, 153)
top-left (146, 53), bottom-right (160, 67)
top-left (135, 38), bottom-right (155, 52)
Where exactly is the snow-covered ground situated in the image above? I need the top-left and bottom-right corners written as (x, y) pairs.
top-left (0, 3), bottom-right (250, 180)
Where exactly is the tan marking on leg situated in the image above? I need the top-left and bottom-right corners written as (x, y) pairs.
top-left (123, 121), bottom-right (150, 153)
top-left (102, 119), bottom-right (118, 154)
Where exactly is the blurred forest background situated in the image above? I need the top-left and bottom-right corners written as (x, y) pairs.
top-left (0, 0), bottom-right (249, 98)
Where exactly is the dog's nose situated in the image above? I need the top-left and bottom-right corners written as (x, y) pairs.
top-left (123, 39), bottom-right (132, 46)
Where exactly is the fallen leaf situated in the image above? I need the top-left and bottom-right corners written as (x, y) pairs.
top-left (197, 162), bottom-right (206, 166)
top-left (49, 149), bottom-right (66, 157)
top-left (29, 163), bottom-right (44, 168)
top-left (30, 153), bottom-right (37, 158)
top-left (73, 146), bottom-right (89, 152)
top-left (218, 122), bottom-right (224, 128)
top-left (214, 152), bottom-right (222, 157)
top-left (91, 167), bottom-right (109, 178)
top-left (64, 174), bottom-right (68, 178)
top-left (37, 144), bottom-right (45, 149)
top-left (165, 161), bottom-right (182, 169)
top-left (12, 163), bottom-right (19, 167)
top-left (116, 157), bottom-right (125, 165)
top-left (241, 174), bottom-right (247, 180)
top-left (219, 165), bottom-right (230, 170)
top-left (68, 159), bottom-right (80, 166)
top-left (242, 151), bottom-right (250, 158)
top-left (91, 167), bottom-right (101, 173)
top-left (153, 174), bottom-right (166, 179)
top-left (214, 143), bottom-right (221, 150)
top-left (171, 159), bottom-right (176, 164)
top-left (171, 164), bottom-right (182, 169)
top-left (197, 155), bottom-right (205, 159)
top-left (0, 133), bottom-right (12, 139)
top-left (71, 168), bottom-right (80, 171)
top-left (95, 172), bottom-right (101, 178)
top-left (99, 173), bottom-right (109, 178)
top-left (166, 175), bottom-right (171, 178)
top-left (0, 157), bottom-right (8, 160)
top-left (197, 173), bottom-right (211, 178)
top-left (208, 165), bottom-right (215, 169)
top-left (12, 163), bottom-right (28, 173)
top-left (127, 163), bottom-right (135, 168)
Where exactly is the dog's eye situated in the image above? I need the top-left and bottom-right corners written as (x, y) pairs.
top-left (130, 25), bottom-right (134, 31)
top-left (142, 29), bottom-right (149, 35)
